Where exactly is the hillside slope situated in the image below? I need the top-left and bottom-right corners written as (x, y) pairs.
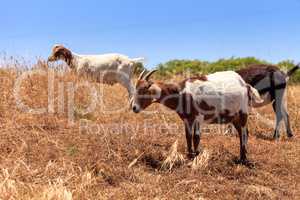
top-left (0, 66), bottom-right (299, 199)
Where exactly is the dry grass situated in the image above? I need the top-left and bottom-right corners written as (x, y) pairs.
top-left (161, 140), bottom-right (185, 171)
top-left (189, 150), bottom-right (210, 170)
top-left (0, 64), bottom-right (299, 199)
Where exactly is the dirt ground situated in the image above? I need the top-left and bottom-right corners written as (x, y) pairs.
top-left (0, 67), bottom-right (299, 200)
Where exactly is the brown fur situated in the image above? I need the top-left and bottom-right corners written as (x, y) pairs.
top-left (50, 45), bottom-right (74, 67)
top-left (179, 75), bottom-right (207, 90)
top-left (237, 64), bottom-right (286, 95)
top-left (199, 100), bottom-right (216, 111)
top-left (210, 109), bottom-right (237, 124)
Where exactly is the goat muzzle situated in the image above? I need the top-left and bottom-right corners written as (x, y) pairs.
top-left (132, 104), bottom-right (141, 113)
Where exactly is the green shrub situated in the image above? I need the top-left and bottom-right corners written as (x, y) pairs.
top-left (156, 57), bottom-right (300, 83)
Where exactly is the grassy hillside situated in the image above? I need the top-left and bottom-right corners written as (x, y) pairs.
top-left (0, 62), bottom-right (299, 199)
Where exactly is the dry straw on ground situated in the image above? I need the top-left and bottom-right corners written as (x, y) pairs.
top-left (160, 140), bottom-right (185, 171)
top-left (190, 150), bottom-right (210, 170)
top-left (0, 62), bottom-right (299, 199)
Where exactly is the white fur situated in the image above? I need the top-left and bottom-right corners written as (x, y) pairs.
top-left (182, 71), bottom-right (262, 124)
top-left (149, 83), bottom-right (162, 101)
top-left (250, 91), bottom-right (272, 107)
top-left (50, 45), bottom-right (144, 97)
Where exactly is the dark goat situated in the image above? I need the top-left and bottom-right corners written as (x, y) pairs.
top-left (236, 64), bottom-right (300, 139)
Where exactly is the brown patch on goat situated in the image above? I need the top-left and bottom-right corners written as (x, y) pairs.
top-left (199, 100), bottom-right (215, 111)
top-left (151, 82), bottom-right (182, 111)
top-left (187, 75), bottom-right (208, 82)
top-left (210, 109), bottom-right (236, 124)
top-left (179, 75), bottom-right (207, 89)
top-left (51, 45), bottom-right (74, 67)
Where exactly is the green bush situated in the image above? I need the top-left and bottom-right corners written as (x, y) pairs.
top-left (156, 57), bottom-right (300, 83)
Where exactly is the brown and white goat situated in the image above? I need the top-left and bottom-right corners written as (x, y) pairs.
top-left (47, 44), bottom-right (144, 98)
top-left (131, 70), bottom-right (263, 164)
top-left (237, 63), bottom-right (300, 139)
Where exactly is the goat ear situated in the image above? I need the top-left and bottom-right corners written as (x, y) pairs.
top-left (149, 83), bottom-right (162, 102)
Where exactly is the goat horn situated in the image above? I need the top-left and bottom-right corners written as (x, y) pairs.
top-left (144, 69), bottom-right (158, 81)
top-left (138, 69), bottom-right (147, 80)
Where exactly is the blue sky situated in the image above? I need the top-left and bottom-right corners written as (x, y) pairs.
top-left (1, 0), bottom-right (300, 67)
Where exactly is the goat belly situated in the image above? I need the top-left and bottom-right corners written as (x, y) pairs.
top-left (99, 71), bottom-right (119, 85)
top-left (187, 83), bottom-right (249, 124)
top-left (194, 94), bottom-right (245, 124)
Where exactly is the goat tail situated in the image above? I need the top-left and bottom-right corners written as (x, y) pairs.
top-left (129, 57), bottom-right (146, 76)
top-left (286, 63), bottom-right (300, 78)
top-left (130, 57), bottom-right (146, 64)
top-left (247, 84), bottom-right (264, 105)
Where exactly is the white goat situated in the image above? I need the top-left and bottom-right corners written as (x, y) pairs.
top-left (47, 44), bottom-right (144, 98)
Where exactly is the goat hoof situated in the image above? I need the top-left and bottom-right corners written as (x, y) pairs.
top-left (273, 134), bottom-right (280, 140)
top-left (187, 153), bottom-right (195, 160)
top-left (194, 149), bottom-right (203, 157)
top-left (233, 158), bottom-right (254, 168)
top-left (239, 159), bottom-right (254, 168)
top-left (287, 133), bottom-right (294, 138)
